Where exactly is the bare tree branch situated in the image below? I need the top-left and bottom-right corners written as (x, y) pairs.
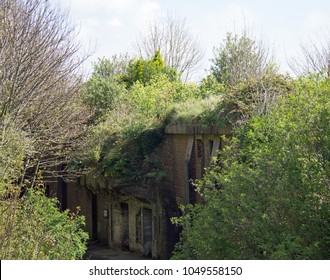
top-left (289, 30), bottom-right (330, 77)
top-left (135, 13), bottom-right (204, 82)
top-left (0, 0), bottom-right (92, 181)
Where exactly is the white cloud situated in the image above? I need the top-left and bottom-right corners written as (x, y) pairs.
top-left (57, 0), bottom-right (162, 74)
top-left (56, 0), bottom-right (330, 78)
top-left (139, 0), bottom-right (160, 15)
top-left (212, 4), bottom-right (262, 33)
top-left (106, 0), bottom-right (135, 10)
top-left (135, 0), bottom-right (160, 27)
top-left (305, 11), bottom-right (328, 30)
top-left (196, 4), bottom-right (263, 68)
top-left (61, 0), bottom-right (159, 19)
top-left (61, 0), bottom-right (135, 14)
top-left (107, 18), bottom-right (123, 28)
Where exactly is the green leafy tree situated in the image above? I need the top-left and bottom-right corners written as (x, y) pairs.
top-left (197, 30), bottom-right (285, 129)
top-left (122, 50), bottom-right (178, 88)
top-left (197, 75), bottom-right (226, 98)
top-left (211, 31), bottom-right (275, 87)
top-left (202, 73), bottom-right (293, 128)
top-left (84, 55), bottom-right (129, 120)
top-left (135, 13), bottom-right (204, 82)
top-left (74, 51), bottom-right (198, 181)
top-left (129, 73), bottom-right (192, 118)
top-left (172, 76), bottom-right (330, 260)
top-left (0, 188), bottom-right (88, 260)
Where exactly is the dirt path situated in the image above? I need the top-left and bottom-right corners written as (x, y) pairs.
top-left (84, 243), bottom-right (151, 260)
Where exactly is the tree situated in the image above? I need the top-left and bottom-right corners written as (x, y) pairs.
top-left (205, 30), bottom-right (288, 128)
top-left (74, 50), bottom-right (201, 183)
top-left (84, 55), bottom-right (129, 121)
top-left (0, 0), bottom-right (90, 259)
top-left (122, 50), bottom-right (178, 88)
top-left (290, 31), bottom-right (330, 77)
top-left (0, 188), bottom-right (88, 260)
top-left (211, 30), bottom-right (275, 86)
top-left (203, 73), bottom-right (293, 127)
top-left (0, 0), bottom-right (90, 181)
top-left (135, 13), bottom-right (204, 82)
top-left (172, 77), bottom-right (330, 260)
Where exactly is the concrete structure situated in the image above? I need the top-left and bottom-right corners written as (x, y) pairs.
top-left (47, 124), bottom-right (231, 259)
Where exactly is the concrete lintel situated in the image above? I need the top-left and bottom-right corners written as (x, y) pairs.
top-left (165, 124), bottom-right (231, 135)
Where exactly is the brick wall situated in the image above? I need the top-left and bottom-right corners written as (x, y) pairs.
top-left (159, 128), bottom-right (229, 206)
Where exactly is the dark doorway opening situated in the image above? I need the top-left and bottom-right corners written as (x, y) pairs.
top-left (121, 203), bottom-right (129, 250)
top-left (91, 193), bottom-right (98, 240)
top-left (143, 208), bottom-right (152, 258)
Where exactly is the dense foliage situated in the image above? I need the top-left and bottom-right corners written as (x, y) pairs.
top-left (84, 55), bottom-right (129, 120)
top-left (79, 27), bottom-right (330, 260)
top-left (0, 188), bottom-right (88, 260)
top-left (0, 0), bottom-right (89, 259)
top-left (2, 0), bottom-right (329, 261)
top-left (172, 76), bottom-right (330, 259)
top-left (202, 73), bottom-right (293, 127)
top-left (76, 51), bottom-right (198, 180)
top-left (211, 31), bottom-right (275, 86)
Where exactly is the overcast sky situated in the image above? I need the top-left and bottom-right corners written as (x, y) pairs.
top-left (58, 0), bottom-right (330, 80)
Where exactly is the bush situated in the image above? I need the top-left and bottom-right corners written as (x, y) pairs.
top-left (0, 188), bottom-right (88, 260)
top-left (172, 76), bottom-right (330, 259)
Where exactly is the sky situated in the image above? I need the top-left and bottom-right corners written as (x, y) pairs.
top-left (58, 0), bottom-right (330, 80)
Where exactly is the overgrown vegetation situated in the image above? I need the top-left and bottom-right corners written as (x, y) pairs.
top-left (0, 0), bottom-right (89, 259)
top-left (75, 51), bottom-right (199, 180)
top-left (1, 0), bottom-right (329, 261)
top-left (0, 188), bottom-right (88, 260)
top-left (76, 26), bottom-right (290, 186)
top-left (172, 76), bottom-right (330, 259)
